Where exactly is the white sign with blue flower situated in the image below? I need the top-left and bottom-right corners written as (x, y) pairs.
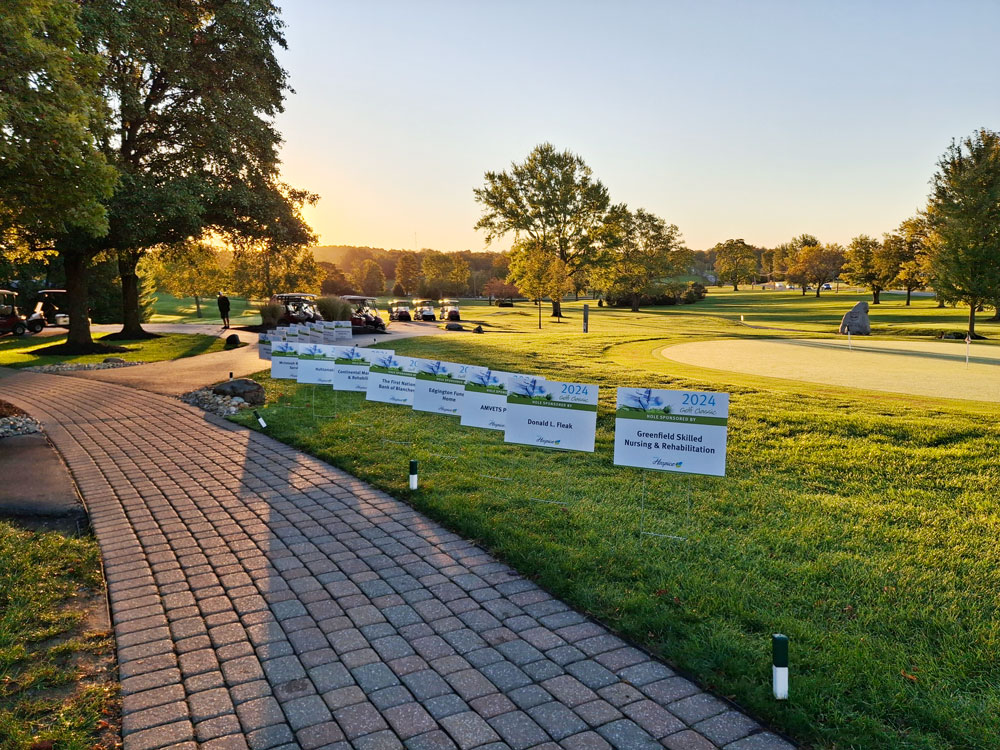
top-left (331, 346), bottom-right (393, 392)
top-left (296, 343), bottom-right (340, 385)
top-left (460, 367), bottom-right (523, 431)
top-left (270, 341), bottom-right (299, 380)
top-left (505, 376), bottom-right (598, 452)
top-left (413, 360), bottom-right (469, 415)
top-left (614, 387), bottom-right (729, 476)
top-left (366, 353), bottom-right (421, 405)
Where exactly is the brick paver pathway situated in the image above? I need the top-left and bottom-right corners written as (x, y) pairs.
top-left (0, 369), bottom-right (793, 750)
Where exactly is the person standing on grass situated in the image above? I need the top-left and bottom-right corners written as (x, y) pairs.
top-left (217, 292), bottom-right (231, 329)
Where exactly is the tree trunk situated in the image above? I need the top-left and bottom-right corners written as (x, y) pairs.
top-left (905, 288), bottom-right (912, 306)
top-left (194, 295), bottom-right (202, 317)
top-left (630, 293), bottom-right (640, 313)
top-left (112, 250), bottom-right (155, 339)
top-left (969, 303), bottom-right (976, 337)
top-left (873, 288), bottom-right (880, 304)
top-left (815, 286), bottom-right (821, 298)
top-left (733, 282), bottom-right (738, 291)
top-left (550, 299), bottom-right (562, 317)
top-left (537, 300), bottom-right (542, 329)
top-left (801, 286), bottom-right (806, 296)
top-left (63, 251), bottom-right (94, 350)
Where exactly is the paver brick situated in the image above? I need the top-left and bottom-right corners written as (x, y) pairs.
top-left (527, 701), bottom-right (588, 740)
top-left (440, 710), bottom-right (502, 749)
top-left (667, 692), bottom-right (729, 725)
top-left (384, 701), bottom-right (438, 738)
top-left (723, 732), bottom-right (796, 750)
top-left (661, 729), bottom-right (718, 750)
top-left (236, 696), bottom-right (286, 732)
top-left (595, 718), bottom-right (659, 749)
top-left (487, 709), bottom-right (550, 749)
top-left (333, 700), bottom-right (389, 738)
top-left (692, 710), bottom-right (760, 746)
top-left (621, 699), bottom-right (686, 738)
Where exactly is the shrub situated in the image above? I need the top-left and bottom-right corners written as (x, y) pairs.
top-left (258, 302), bottom-right (283, 328)
top-left (315, 295), bottom-right (352, 321)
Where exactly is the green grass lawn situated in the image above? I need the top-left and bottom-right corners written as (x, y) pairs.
top-left (233, 294), bottom-right (999, 750)
top-left (0, 332), bottom-right (228, 369)
top-left (150, 292), bottom-right (261, 325)
top-left (0, 522), bottom-right (118, 749)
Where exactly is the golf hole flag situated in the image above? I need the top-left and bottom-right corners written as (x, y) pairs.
top-left (296, 343), bottom-right (339, 385)
top-left (366, 352), bottom-right (420, 406)
top-left (614, 387), bottom-right (729, 476)
top-left (413, 360), bottom-right (468, 415)
top-left (505, 376), bottom-right (598, 452)
top-left (269, 340), bottom-right (299, 380)
top-left (460, 367), bottom-right (522, 431)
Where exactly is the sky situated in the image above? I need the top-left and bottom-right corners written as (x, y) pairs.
top-left (273, 0), bottom-right (1000, 252)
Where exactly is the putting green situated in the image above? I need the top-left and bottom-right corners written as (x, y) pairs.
top-left (658, 337), bottom-right (1000, 403)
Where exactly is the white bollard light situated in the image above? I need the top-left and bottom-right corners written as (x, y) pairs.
top-left (409, 459), bottom-right (419, 490)
top-left (772, 633), bottom-right (789, 700)
top-left (253, 409), bottom-right (267, 428)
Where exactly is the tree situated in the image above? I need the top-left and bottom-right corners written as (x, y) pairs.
top-left (229, 242), bottom-right (323, 299)
top-left (713, 239), bottom-right (757, 290)
top-left (319, 262), bottom-right (353, 295)
top-left (508, 242), bottom-right (574, 328)
top-left (789, 243), bottom-right (845, 297)
top-left (925, 129), bottom-right (1000, 336)
top-left (420, 250), bottom-right (452, 297)
top-left (592, 207), bottom-right (689, 312)
top-left (353, 259), bottom-right (385, 296)
top-left (73, 0), bottom-right (313, 342)
top-left (145, 243), bottom-right (226, 317)
top-left (449, 256), bottom-right (471, 295)
top-left (394, 253), bottom-right (421, 294)
top-left (1, 0), bottom-right (119, 350)
top-left (483, 277), bottom-right (519, 304)
top-left (883, 216), bottom-right (929, 305)
top-left (842, 235), bottom-right (893, 303)
top-left (474, 143), bottom-right (610, 316)
top-left (768, 234), bottom-right (819, 284)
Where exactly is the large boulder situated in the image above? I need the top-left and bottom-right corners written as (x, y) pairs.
top-left (224, 333), bottom-right (241, 349)
top-left (445, 322), bottom-right (464, 331)
top-left (213, 378), bottom-right (265, 405)
top-left (839, 301), bottom-right (871, 335)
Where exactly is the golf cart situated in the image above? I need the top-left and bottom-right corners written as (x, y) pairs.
top-left (274, 293), bottom-right (321, 326)
top-left (388, 299), bottom-right (412, 322)
top-left (341, 295), bottom-right (387, 333)
top-left (33, 289), bottom-right (71, 327)
top-left (438, 299), bottom-right (461, 321)
top-left (0, 290), bottom-right (37, 336)
top-left (412, 299), bottom-right (436, 321)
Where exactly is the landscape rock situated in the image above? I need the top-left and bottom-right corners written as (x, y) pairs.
top-left (224, 333), bottom-right (241, 349)
top-left (25, 361), bottom-right (143, 373)
top-left (212, 378), bottom-right (265, 405)
top-left (0, 415), bottom-right (43, 439)
top-left (473, 325), bottom-right (484, 334)
top-left (102, 356), bottom-right (125, 364)
top-left (181, 387), bottom-right (256, 417)
top-left (839, 301), bottom-right (871, 335)
top-left (445, 322), bottom-right (465, 331)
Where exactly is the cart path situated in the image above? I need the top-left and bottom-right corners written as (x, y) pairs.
top-left (68, 322), bottom-right (445, 396)
top-left (0, 370), bottom-right (792, 750)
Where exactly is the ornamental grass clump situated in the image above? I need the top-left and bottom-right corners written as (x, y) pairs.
top-left (257, 302), bottom-right (283, 328)
top-left (316, 295), bottom-right (352, 321)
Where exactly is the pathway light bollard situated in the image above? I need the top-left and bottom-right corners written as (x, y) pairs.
top-left (229, 371), bottom-right (233, 381)
top-left (253, 409), bottom-right (267, 429)
top-left (409, 459), bottom-right (419, 490)
top-left (772, 633), bottom-right (789, 700)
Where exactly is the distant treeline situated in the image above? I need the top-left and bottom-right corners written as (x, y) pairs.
top-left (314, 245), bottom-right (510, 298)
